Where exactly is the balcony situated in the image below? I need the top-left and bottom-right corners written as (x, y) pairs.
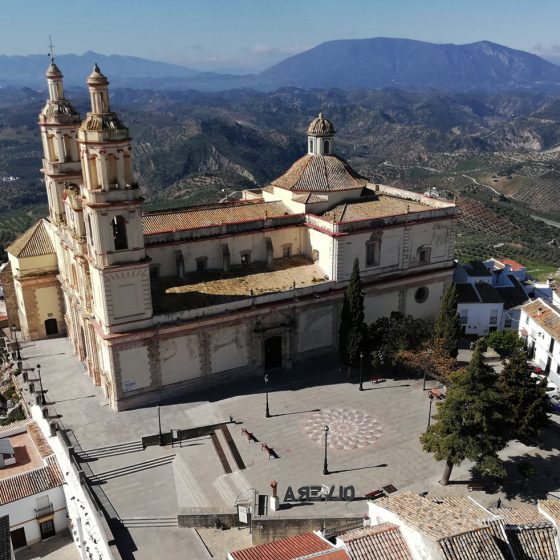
top-left (35, 503), bottom-right (54, 519)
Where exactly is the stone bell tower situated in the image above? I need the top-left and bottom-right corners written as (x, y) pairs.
top-left (307, 112), bottom-right (335, 156)
top-left (38, 60), bottom-right (82, 225)
top-left (78, 65), bottom-right (152, 333)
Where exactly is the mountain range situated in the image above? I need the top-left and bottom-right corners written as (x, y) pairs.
top-left (2, 38), bottom-right (560, 92)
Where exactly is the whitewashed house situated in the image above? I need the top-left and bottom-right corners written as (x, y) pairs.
top-left (519, 298), bottom-right (560, 388)
top-left (0, 420), bottom-right (66, 550)
top-left (454, 259), bottom-right (529, 335)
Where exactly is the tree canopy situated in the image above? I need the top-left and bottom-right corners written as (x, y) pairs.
top-left (338, 258), bottom-right (365, 367)
top-left (485, 330), bottom-right (524, 358)
top-left (497, 351), bottom-right (550, 441)
top-left (433, 283), bottom-right (461, 359)
top-left (420, 342), bottom-right (510, 484)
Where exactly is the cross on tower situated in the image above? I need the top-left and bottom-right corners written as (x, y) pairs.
top-left (48, 36), bottom-right (55, 63)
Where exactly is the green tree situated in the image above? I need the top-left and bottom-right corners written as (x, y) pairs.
top-left (338, 258), bottom-right (365, 369)
top-left (498, 352), bottom-right (550, 440)
top-left (433, 283), bottom-right (461, 359)
top-left (485, 330), bottom-right (524, 358)
top-left (420, 342), bottom-right (509, 485)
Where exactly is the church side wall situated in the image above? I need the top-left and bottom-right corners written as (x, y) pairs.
top-left (146, 226), bottom-right (305, 277)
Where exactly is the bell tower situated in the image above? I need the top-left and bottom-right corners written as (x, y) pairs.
top-left (78, 65), bottom-right (152, 333)
top-left (38, 60), bottom-right (82, 225)
top-left (307, 113), bottom-right (335, 156)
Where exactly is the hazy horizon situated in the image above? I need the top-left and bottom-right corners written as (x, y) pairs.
top-left (3, 0), bottom-right (560, 73)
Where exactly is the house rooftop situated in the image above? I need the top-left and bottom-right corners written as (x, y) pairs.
top-left (229, 531), bottom-right (341, 560)
top-left (0, 421), bottom-right (63, 506)
top-left (521, 299), bottom-right (560, 340)
top-left (338, 523), bottom-right (413, 560)
top-left (464, 260), bottom-right (492, 277)
top-left (494, 258), bottom-right (526, 272)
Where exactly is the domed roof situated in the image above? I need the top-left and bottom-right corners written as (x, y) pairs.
top-left (271, 153), bottom-right (367, 193)
top-left (307, 113), bottom-right (335, 136)
top-left (45, 62), bottom-right (63, 79)
top-left (87, 63), bottom-right (108, 86)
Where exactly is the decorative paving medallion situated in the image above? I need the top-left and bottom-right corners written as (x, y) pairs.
top-left (304, 408), bottom-right (382, 450)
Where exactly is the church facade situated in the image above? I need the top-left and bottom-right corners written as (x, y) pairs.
top-left (4, 62), bottom-right (459, 410)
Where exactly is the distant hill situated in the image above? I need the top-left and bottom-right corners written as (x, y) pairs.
top-left (2, 38), bottom-right (560, 92)
top-left (258, 38), bottom-right (560, 91)
top-left (0, 51), bottom-right (199, 88)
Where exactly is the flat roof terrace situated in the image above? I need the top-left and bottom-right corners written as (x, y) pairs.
top-left (0, 431), bottom-right (43, 479)
top-left (151, 256), bottom-right (328, 314)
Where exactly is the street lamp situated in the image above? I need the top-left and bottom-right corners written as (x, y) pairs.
top-left (157, 402), bottom-right (163, 446)
top-left (427, 393), bottom-right (434, 428)
top-left (12, 324), bottom-right (21, 361)
top-left (323, 425), bottom-right (329, 475)
top-left (36, 364), bottom-right (45, 406)
top-left (264, 374), bottom-right (270, 418)
top-left (359, 351), bottom-right (364, 391)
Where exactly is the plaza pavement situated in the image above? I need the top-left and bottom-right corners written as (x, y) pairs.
top-left (13, 336), bottom-right (560, 559)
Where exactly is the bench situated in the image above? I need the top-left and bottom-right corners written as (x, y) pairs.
top-left (467, 482), bottom-right (484, 492)
top-left (241, 428), bottom-right (256, 442)
top-left (365, 489), bottom-right (386, 500)
top-left (261, 443), bottom-right (276, 459)
top-left (430, 388), bottom-right (445, 400)
top-left (370, 376), bottom-right (386, 384)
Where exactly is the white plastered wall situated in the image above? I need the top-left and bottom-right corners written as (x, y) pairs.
top-left (118, 346), bottom-right (151, 393)
top-left (210, 324), bottom-right (248, 374)
top-left (160, 335), bottom-right (202, 385)
top-left (297, 306), bottom-right (334, 352)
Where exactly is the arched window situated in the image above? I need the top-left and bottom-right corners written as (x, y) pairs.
top-left (309, 139), bottom-right (314, 153)
top-left (324, 140), bottom-right (330, 155)
top-left (112, 215), bottom-right (128, 250)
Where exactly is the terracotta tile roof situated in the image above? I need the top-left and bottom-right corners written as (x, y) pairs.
top-left (539, 500), bottom-right (560, 524)
top-left (505, 527), bottom-right (558, 560)
top-left (26, 421), bottom-right (54, 458)
top-left (439, 527), bottom-right (506, 560)
top-left (339, 523), bottom-right (413, 560)
top-left (497, 259), bottom-right (525, 272)
top-left (230, 532), bottom-right (333, 560)
top-left (489, 506), bottom-right (552, 527)
top-left (376, 493), bottom-right (488, 540)
top-left (7, 220), bottom-right (54, 258)
top-left (321, 195), bottom-right (429, 223)
top-left (522, 299), bottom-right (560, 339)
top-left (0, 455), bottom-right (64, 505)
top-left (142, 200), bottom-right (293, 235)
top-left (271, 154), bottom-right (368, 192)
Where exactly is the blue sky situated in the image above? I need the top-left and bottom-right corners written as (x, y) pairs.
top-left (2, 0), bottom-right (559, 72)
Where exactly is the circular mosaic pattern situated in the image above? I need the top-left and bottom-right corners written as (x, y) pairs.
top-left (304, 408), bottom-right (382, 450)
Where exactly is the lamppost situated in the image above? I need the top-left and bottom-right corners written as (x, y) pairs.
top-left (423, 369), bottom-right (427, 391)
top-left (359, 351), bottom-right (364, 392)
top-left (36, 364), bottom-right (45, 406)
top-left (427, 393), bottom-right (434, 428)
top-left (264, 374), bottom-right (270, 418)
top-left (323, 425), bottom-right (329, 475)
top-left (157, 402), bottom-right (163, 446)
top-left (11, 324), bottom-right (21, 361)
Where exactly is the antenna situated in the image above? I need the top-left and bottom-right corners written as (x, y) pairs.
top-left (48, 36), bottom-right (55, 63)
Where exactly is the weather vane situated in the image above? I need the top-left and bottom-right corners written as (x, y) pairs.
top-left (48, 36), bottom-right (55, 63)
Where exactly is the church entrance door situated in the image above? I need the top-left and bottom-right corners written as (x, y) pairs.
top-left (264, 336), bottom-right (282, 370)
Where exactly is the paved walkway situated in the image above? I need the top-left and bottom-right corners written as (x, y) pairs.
top-left (15, 531), bottom-right (79, 560)
top-left (13, 336), bottom-right (560, 559)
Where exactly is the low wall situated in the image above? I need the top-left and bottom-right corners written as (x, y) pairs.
top-left (250, 516), bottom-right (364, 545)
top-left (178, 507), bottom-right (240, 529)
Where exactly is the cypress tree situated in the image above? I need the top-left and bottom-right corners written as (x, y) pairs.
top-left (433, 283), bottom-right (461, 359)
top-left (338, 258), bottom-right (365, 367)
top-left (420, 342), bottom-right (509, 485)
top-left (498, 352), bottom-right (550, 441)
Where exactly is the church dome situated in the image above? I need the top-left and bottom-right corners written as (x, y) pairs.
top-left (270, 153), bottom-right (367, 193)
top-left (307, 113), bottom-right (335, 136)
top-left (87, 63), bottom-right (108, 86)
top-left (45, 62), bottom-right (63, 79)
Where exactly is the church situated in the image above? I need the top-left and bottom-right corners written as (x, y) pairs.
top-left (2, 61), bottom-right (459, 410)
